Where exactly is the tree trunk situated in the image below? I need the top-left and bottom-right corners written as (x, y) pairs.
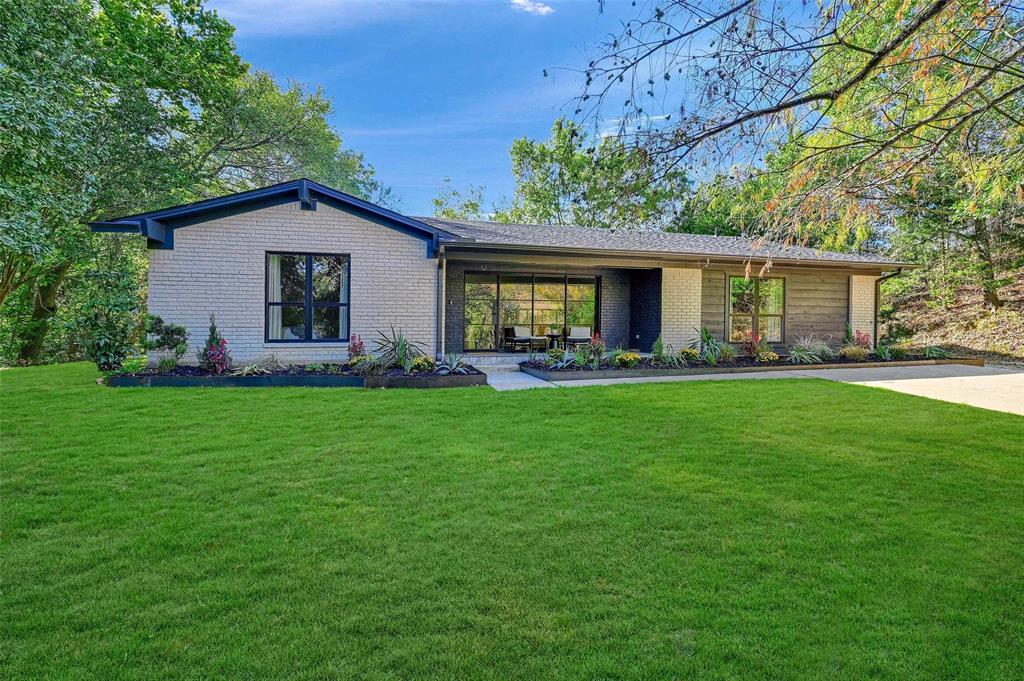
top-left (17, 261), bottom-right (72, 364)
top-left (972, 219), bottom-right (1002, 310)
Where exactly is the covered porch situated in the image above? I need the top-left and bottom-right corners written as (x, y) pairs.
top-left (442, 256), bottom-right (665, 355)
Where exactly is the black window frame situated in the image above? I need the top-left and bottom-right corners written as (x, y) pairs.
top-left (265, 251), bottom-right (351, 343)
top-left (727, 275), bottom-right (785, 344)
top-left (462, 271), bottom-right (602, 352)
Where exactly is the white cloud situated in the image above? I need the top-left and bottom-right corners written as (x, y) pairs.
top-left (509, 0), bottom-right (554, 16)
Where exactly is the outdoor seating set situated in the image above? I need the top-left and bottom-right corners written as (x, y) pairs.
top-left (503, 326), bottom-right (591, 353)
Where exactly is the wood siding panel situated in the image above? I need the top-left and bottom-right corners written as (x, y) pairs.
top-left (786, 272), bottom-right (849, 344)
top-left (700, 268), bottom-right (850, 345)
top-left (701, 269), bottom-right (727, 340)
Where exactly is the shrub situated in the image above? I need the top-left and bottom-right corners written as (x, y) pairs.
top-left (348, 354), bottom-right (373, 367)
top-left (156, 357), bottom-right (177, 373)
top-left (197, 314), bottom-right (231, 375)
top-left (615, 351), bottom-right (642, 368)
top-left (305, 363), bottom-right (325, 373)
top-left (78, 272), bottom-right (139, 372)
top-left (145, 315), bottom-right (189, 364)
top-left (740, 332), bottom-right (762, 358)
top-left (853, 329), bottom-right (872, 349)
top-left (651, 335), bottom-right (667, 363)
top-left (573, 351), bottom-right (587, 368)
top-left (840, 344), bottom-right (868, 361)
top-left (877, 344), bottom-right (908, 361)
top-left (436, 353), bottom-right (472, 375)
top-left (547, 347), bottom-right (565, 362)
top-left (231, 354), bottom-right (283, 376)
top-left (843, 323), bottom-right (855, 346)
top-left (921, 345), bottom-right (950, 359)
top-left (373, 326), bottom-right (426, 373)
top-left (585, 332), bottom-right (607, 369)
top-left (347, 334), bottom-right (365, 360)
top-left (718, 343), bottom-right (736, 363)
top-left (788, 333), bottom-right (833, 364)
top-left (678, 347), bottom-right (700, 364)
top-left (755, 348), bottom-right (780, 363)
top-left (411, 355), bottom-right (435, 373)
top-left (691, 327), bottom-right (723, 365)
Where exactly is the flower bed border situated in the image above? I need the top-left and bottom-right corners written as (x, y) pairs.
top-left (519, 357), bottom-right (985, 382)
top-left (106, 372), bottom-right (486, 389)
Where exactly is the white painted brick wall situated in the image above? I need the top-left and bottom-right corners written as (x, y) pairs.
top-left (849, 275), bottom-right (877, 347)
top-left (148, 202), bottom-right (437, 365)
top-left (661, 267), bottom-right (702, 348)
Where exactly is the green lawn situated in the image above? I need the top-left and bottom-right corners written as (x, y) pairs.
top-left (2, 363), bottom-right (1022, 679)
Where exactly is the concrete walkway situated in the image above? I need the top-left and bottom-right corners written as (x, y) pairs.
top-left (487, 364), bottom-right (1024, 415)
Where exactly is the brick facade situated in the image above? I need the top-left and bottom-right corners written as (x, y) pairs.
top-left (661, 267), bottom-right (703, 348)
top-left (148, 202), bottom-right (437, 365)
top-left (849, 274), bottom-right (878, 346)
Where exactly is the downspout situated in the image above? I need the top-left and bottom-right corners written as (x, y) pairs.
top-left (436, 245), bottom-right (446, 359)
top-left (874, 267), bottom-right (902, 347)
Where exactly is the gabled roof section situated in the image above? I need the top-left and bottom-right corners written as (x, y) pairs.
top-left (91, 179), bottom-right (454, 253)
top-left (421, 217), bottom-right (916, 269)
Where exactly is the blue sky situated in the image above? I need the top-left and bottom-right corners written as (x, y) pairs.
top-left (210, 0), bottom-right (640, 215)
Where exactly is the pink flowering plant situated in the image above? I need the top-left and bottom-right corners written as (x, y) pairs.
top-left (198, 313), bottom-right (232, 374)
top-left (853, 329), bottom-right (872, 349)
top-left (347, 334), bottom-right (365, 360)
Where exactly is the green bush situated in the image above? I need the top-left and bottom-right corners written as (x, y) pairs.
top-left (411, 355), bottom-right (435, 373)
top-left (77, 271), bottom-right (139, 371)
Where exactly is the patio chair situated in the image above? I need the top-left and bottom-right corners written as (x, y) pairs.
top-left (565, 326), bottom-right (592, 349)
top-left (506, 326), bottom-right (548, 352)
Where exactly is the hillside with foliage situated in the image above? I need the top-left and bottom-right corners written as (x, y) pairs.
top-left (0, 0), bottom-right (386, 365)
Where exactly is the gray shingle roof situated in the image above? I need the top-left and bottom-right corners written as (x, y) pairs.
top-left (418, 217), bottom-right (911, 268)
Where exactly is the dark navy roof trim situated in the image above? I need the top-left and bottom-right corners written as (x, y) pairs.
top-left (90, 178), bottom-right (455, 253)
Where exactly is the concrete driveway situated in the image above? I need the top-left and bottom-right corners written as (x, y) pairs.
top-left (787, 364), bottom-right (1024, 416)
top-left (504, 363), bottom-right (1024, 415)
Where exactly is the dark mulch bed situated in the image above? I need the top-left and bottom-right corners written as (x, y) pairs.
top-left (521, 354), bottom-right (932, 373)
top-left (120, 364), bottom-right (483, 378)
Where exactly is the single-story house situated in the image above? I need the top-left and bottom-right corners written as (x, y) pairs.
top-left (92, 178), bottom-right (913, 365)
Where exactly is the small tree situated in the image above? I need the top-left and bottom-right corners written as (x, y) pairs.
top-left (144, 315), bottom-right (189, 365)
top-left (197, 314), bottom-right (231, 374)
top-left (77, 270), bottom-right (138, 371)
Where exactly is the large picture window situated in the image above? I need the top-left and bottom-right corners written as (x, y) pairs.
top-left (729, 276), bottom-right (784, 343)
top-left (463, 273), bottom-right (599, 351)
top-left (266, 253), bottom-right (349, 342)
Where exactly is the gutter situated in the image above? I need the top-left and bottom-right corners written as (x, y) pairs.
top-left (436, 245), bottom-right (446, 359)
top-left (874, 267), bottom-right (903, 346)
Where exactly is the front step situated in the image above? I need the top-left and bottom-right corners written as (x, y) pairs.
top-left (466, 354), bottom-right (527, 373)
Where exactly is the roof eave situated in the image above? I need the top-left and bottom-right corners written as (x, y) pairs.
top-left (441, 241), bottom-right (917, 270)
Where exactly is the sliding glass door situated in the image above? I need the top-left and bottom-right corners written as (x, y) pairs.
top-left (463, 273), bottom-right (599, 351)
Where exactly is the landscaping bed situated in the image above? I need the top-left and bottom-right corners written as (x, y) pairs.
top-left (520, 356), bottom-right (985, 381)
top-left (108, 363), bottom-right (485, 388)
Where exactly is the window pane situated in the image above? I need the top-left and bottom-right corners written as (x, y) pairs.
top-left (312, 256), bottom-right (347, 303)
top-left (500, 274), bottom-right (532, 300)
top-left (464, 297), bottom-right (494, 326)
top-left (312, 306), bottom-right (346, 340)
top-left (730, 315), bottom-right (753, 343)
top-left (760, 316), bottom-right (782, 343)
top-left (465, 273), bottom-right (497, 298)
top-left (759, 279), bottom-right (784, 315)
top-left (268, 254), bottom-right (306, 303)
top-left (269, 305), bottom-right (305, 340)
top-left (499, 300), bottom-right (531, 327)
top-left (730, 277), bottom-right (755, 314)
top-left (465, 325), bottom-right (495, 350)
top-left (567, 278), bottom-right (596, 302)
top-left (567, 300), bottom-right (596, 328)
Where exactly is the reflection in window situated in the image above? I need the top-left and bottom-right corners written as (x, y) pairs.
top-left (729, 276), bottom-right (784, 343)
top-left (267, 253), bottom-right (349, 342)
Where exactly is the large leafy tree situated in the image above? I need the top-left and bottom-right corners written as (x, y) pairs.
top-left (1, 0), bottom-right (385, 364)
top-left (493, 119), bottom-right (688, 231)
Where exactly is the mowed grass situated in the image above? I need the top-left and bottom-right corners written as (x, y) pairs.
top-left (2, 363), bottom-right (1022, 680)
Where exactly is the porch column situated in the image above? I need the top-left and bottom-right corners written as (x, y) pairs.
top-left (661, 267), bottom-right (702, 349)
top-left (849, 275), bottom-right (878, 347)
